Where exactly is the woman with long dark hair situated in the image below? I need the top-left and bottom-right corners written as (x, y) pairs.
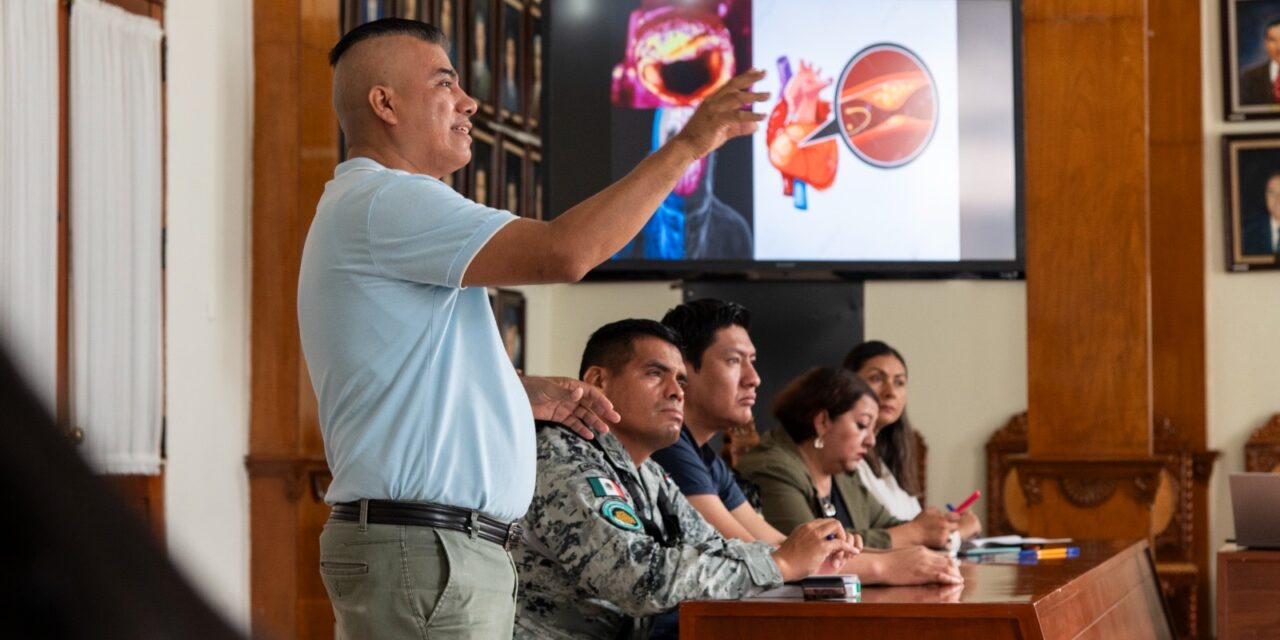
top-left (844, 341), bottom-right (981, 538)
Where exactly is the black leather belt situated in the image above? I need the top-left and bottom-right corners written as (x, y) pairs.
top-left (330, 500), bottom-right (522, 551)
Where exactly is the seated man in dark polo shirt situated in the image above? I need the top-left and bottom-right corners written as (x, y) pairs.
top-left (651, 300), bottom-right (785, 545)
top-left (652, 419), bottom-right (750, 516)
top-left (656, 299), bottom-right (959, 552)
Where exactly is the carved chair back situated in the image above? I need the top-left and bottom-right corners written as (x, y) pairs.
top-left (1245, 414), bottom-right (1280, 473)
top-left (984, 412), bottom-right (1217, 563)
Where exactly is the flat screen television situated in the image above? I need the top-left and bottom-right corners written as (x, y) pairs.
top-left (545, 0), bottom-right (1023, 278)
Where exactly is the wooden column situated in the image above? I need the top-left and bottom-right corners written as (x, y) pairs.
top-left (1018, 2), bottom-right (1212, 634)
top-left (1017, 0), bottom-right (1159, 537)
top-left (248, 0), bottom-right (339, 637)
top-left (1147, 1), bottom-right (1212, 636)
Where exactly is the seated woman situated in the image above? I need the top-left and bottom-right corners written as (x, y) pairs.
top-left (844, 341), bottom-right (981, 539)
top-left (738, 366), bottom-right (958, 550)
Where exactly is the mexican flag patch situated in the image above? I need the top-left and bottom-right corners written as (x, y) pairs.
top-left (588, 477), bottom-right (625, 498)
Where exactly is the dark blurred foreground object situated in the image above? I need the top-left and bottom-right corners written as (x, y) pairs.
top-left (0, 348), bottom-right (244, 639)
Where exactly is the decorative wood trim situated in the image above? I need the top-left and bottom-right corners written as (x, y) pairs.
top-left (1010, 457), bottom-right (1167, 509)
top-left (245, 455), bottom-right (330, 503)
top-left (1058, 476), bottom-right (1118, 508)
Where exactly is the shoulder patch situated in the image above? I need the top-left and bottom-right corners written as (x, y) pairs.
top-left (600, 499), bottom-right (643, 531)
top-left (588, 477), bottom-right (626, 498)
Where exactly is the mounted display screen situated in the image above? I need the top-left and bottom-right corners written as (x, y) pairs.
top-left (545, 0), bottom-right (1023, 277)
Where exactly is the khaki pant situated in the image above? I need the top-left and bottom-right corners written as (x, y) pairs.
top-left (319, 518), bottom-right (518, 639)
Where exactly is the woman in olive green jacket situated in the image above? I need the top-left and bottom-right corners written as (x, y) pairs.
top-left (737, 367), bottom-right (957, 550)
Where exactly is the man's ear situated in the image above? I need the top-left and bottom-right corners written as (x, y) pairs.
top-left (368, 85), bottom-right (398, 125)
top-left (582, 366), bottom-right (609, 391)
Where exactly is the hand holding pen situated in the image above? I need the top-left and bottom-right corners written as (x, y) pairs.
top-left (946, 490), bottom-right (984, 539)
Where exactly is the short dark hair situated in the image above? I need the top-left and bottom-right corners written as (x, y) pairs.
top-left (579, 319), bottom-right (684, 379)
top-left (772, 367), bottom-right (878, 445)
top-left (660, 299), bottom-right (750, 370)
top-left (329, 18), bottom-right (448, 67)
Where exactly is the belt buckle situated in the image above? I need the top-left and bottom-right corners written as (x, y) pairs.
top-left (504, 522), bottom-right (522, 551)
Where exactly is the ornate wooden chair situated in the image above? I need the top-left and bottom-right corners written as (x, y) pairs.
top-left (985, 412), bottom-right (1217, 639)
top-left (1245, 414), bottom-right (1280, 473)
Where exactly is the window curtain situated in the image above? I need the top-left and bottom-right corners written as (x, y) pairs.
top-left (0, 0), bottom-right (59, 412)
top-left (70, 0), bottom-right (164, 474)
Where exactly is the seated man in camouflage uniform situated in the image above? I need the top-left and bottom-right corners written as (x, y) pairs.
top-left (514, 319), bottom-right (857, 639)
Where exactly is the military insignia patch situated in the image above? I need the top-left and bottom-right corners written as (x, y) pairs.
top-left (588, 477), bottom-right (625, 498)
top-left (600, 499), bottom-right (643, 531)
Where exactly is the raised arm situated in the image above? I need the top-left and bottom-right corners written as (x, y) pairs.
top-left (461, 69), bottom-right (769, 287)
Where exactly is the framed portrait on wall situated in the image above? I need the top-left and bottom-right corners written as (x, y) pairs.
top-left (1223, 134), bottom-right (1280, 270)
top-left (470, 127), bottom-right (497, 207)
top-left (529, 149), bottom-right (544, 220)
top-left (500, 138), bottom-right (527, 216)
top-left (499, 0), bottom-right (525, 123)
top-left (527, 5), bottom-right (543, 128)
top-left (396, 0), bottom-right (424, 19)
top-left (470, 0), bottom-right (497, 114)
top-left (436, 0), bottom-right (464, 75)
top-left (342, 0), bottom-right (390, 32)
top-left (1224, 0), bottom-right (1280, 119)
top-left (489, 288), bottom-right (526, 371)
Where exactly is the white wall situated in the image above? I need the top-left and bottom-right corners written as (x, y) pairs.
top-left (865, 281), bottom-right (1027, 517)
top-left (163, 0), bottom-right (253, 631)
top-left (509, 282), bottom-right (683, 377)
top-left (1201, 0), bottom-right (1280, 602)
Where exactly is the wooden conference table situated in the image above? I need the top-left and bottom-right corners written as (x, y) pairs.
top-left (679, 540), bottom-right (1174, 640)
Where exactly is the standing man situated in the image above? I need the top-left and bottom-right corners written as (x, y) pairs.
top-left (514, 320), bottom-right (856, 639)
top-left (297, 19), bottom-right (770, 639)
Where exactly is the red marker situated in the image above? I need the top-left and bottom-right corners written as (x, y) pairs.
top-left (949, 490), bottom-right (981, 514)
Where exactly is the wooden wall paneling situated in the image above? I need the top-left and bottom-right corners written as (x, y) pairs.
top-left (250, 0), bottom-right (306, 637)
top-left (1147, 0), bottom-right (1209, 635)
top-left (1023, 0), bottom-right (1152, 459)
top-left (298, 0), bottom-right (340, 455)
top-left (251, 0), bottom-right (303, 457)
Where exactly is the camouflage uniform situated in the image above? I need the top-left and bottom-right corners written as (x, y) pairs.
top-left (513, 424), bottom-right (783, 639)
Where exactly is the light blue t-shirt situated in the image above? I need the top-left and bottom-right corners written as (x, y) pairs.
top-left (297, 157), bottom-right (535, 521)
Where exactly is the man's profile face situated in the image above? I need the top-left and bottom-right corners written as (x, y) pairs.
top-left (684, 325), bottom-right (759, 429)
top-left (1266, 24), bottom-right (1280, 63)
top-left (396, 40), bottom-right (477, 177)
top-left (1266, 175), bottom-right (1280, 221)
top-left (597, 337), bottom-right (687, 452)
